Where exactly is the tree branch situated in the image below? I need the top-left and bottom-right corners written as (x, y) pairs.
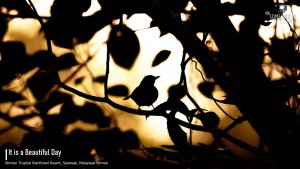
top-left (22, 0), bottom-right (276, 160)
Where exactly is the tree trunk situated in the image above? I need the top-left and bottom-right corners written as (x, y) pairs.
top-left (189, 0), bottom-right (300, 168)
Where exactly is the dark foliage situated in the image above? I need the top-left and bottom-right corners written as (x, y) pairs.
top-left (197, 82), bottom-right (215, 98)
top-left (93, 75), bottom-right (107, 83)
top-left (195, 112), bottom-right (220, 128)
top-left (0, 0), bottom-right (299, 168)
top-left (168, 85), bottom-right (187, 100)
top-left (0, 90), bottom-right (24, 103)
top-left (0, 42), bottom-right (30, 86)
top-left (152, 50), bottom-right (171, 67)
top-left (108, 25), bottom-right (140, 69)
top-left (269, 37), bottom-right (299, 69)
top-left (0, 13), bottom-right (7, 40)
top-left (27, 71), bottom-right (56, 100)
top-left (108, 85), bottom-right (129, 97)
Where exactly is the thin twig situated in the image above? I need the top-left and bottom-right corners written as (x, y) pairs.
top-left (191, 59), bottom-right (237, 120)
top-left (104, 43), bottom-right (110, 99)
top-left (212, 116), bottom-right (246, 146)
top-left (26, 0), bottom-right (52, 53)
top-left (0, 112), bottom-right (39, 133)
top-left (22, 0), bottom-right (271, 157)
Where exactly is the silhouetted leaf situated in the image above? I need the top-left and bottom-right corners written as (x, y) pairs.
top-left (269, 37), bottom-right (299, 69)
top-left (79, 102), bottom-right (109, 126)
top-left (59, 100), bottom-right (81, 124)
top-left (120, 130), bottom-right (140, 149)
top-left (150, 20), bottom-right (169, 37)
top-left (76, 11), bottom-right (119, 43)
top-left (13, 113), bottom-right (39, 121)
top-left (56, 53), bottom-right (79, 70)
top-left (74, 76), bottom-right (85, 85)
top-left (30, 51), bottom-right (56, 70)
top-left (0, 64), bottom-right (16, 88)
top-left (173, 100), bottom-right (193, 122)
top-left (93, 76), bottom-right (107, 83)
top-left (168, 84), bottom-right (186, 100)
top-left (97, 117), bottom-right (111, 128)
top-left (196, 112), bottom-right (220, 128)
top-left (183, 10), bottom-right (211, 32)
top-left (0, 13), bottom-right (7, 39)
top-left (91, 128), bottom-right (123, 156)
top-left (108, 25), bottom-right (140, 69)
top-left (198, 82), bottom-right (215, 98)
top-left (156, 100), bottom-right (189, 152)
top-left (44, 20), bottom-right (75, 49)
top-left (28, 71), bottom-right (55, 100)
top-left (43, 114), bottom-right (72, 132)
top-left (81, 102), bottom-right (104, 118)
top-left (51, 0), bottom-right (91, 16)
top-left (48, 0), bottom-right (117, 44)
top-left (273, 78), bottom-right (300, 93)
top-left (155, 100), bottom-right (192, 121)
top-left (0, 42), bottom-right (33, 86)
top-left (167, 112), bottom-right (188, 152)
top-left (0, 90), bottom-right (24, 103)
top-left (108, 85), bottom-right (129, 96)
top-left (36, 91), bottom-right (73, 116)
top-left (270, 78), bottom-right (300, 102)
top-left (1, 42), bottom-right (28, 66)
top-left (152, 50), bottom-right (171, 67)
top-left (46, 0), bottom-right (91, 48)
top-left (160, 0), bottom-right (189, 12)
top-left (30, 52), bottom-right (78, 70)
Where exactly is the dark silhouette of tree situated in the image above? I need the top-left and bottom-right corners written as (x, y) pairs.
top-left (0, 0), bottom-right (299, 168)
